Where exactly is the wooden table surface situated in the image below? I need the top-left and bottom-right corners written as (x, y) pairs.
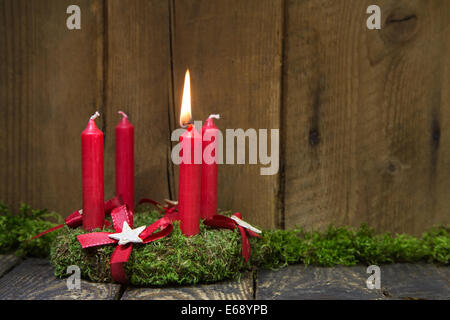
top-left (0, 255), bottom-right (448, 300)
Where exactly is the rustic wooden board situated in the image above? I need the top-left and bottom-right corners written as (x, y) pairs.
top-left (282, 0), bottom-right (450, 234)
top-left (121, 272), bottom-right (253, 300)
top-left (256, 265), bottom-right (386, 300)
top-left (436, 265), bottom-right (450, 281)
top-left (0, 255), bottom-right (21, 278)
top-left (380, 264), bottom-right (449, 300)
top-left (103, 0), bottom-right (174, 204)
top-left (170, 0), bottom-right (283, 229)
top-left (0, 0), bottom-right (104, 217)
top-left (0, 258), bottom-right (121, 300)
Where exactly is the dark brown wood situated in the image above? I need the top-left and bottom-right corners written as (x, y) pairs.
top-left (380, 264), bottom-right (449, 300)
top-left (0, 0), bottom-right (104, 217)
top-left (103, 0), bottom-right (174, 204)
top-left (282, 0), bottom-right (450, 234)
top-left (170, 0), bottom-right (283, 229)
top-left (0, 258), bottom-right (121, 300)
top-left (121, 272), bottom-right (253, 300)
top-left (0, 255), bottom-right (21, 278)
top-left (256, 265), bottom-right (386, 300)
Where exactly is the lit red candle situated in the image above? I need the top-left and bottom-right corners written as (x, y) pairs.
top-left (82, 111), bottom-right (105, 230)
top-left (201, 115), bottom-right (220, 220)
top-left (115, 111), bottom-right (134, 213)
top-left (178, 70), bottom-right (202, 236)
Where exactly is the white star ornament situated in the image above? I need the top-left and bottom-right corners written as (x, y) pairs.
top-left (108, 221), bottom-right (146, 245)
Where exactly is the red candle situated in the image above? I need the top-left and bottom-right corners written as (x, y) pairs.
top-left (82, 111), bottom-right (105, 230)
top-left (201, 115), bottom-right (220, 220)
top-left (178, 70), bottom-right (202, 236)
top-left (115, 111), bottom-right (134, 213)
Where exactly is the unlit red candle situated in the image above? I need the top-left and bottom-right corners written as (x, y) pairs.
top-left (82, 111), bottom-right (105, 231)
top-left (201, 115), bottom-right (219, 220)
top-left (115, 111), bottom-right (134, 214)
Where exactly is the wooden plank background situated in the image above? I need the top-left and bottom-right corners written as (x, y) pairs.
top-left (0, 0), bottom-right (449, 234)
top-left (283, 0), bottom-right (450, 234)
top-left (0, 0), bottom-right (103, 216)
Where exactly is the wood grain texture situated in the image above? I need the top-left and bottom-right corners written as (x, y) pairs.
top-left (0, 258), bottom-right (121, 300)
top-left (283, 0), bottom-right (450, 234)
top-left (104, 0), bottom-right (174, 205)
top-left (0, 255), bottom-right (21, 278)
top-left (256, 265), bottom-right (386, 300)
top-left (170, 0), bottom-right (283, 229)
top-left (436, 265), bottom-right (450, 282)
top-left (0, 0), bottom-right (104, 217)
top-left (121, 272), bottom-right (253, 300)
top-left (380, 264), bottom-right (449, 300)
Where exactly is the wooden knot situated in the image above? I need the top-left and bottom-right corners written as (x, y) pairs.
top-left (381, 8), bottom-right (419, 43)
top-left (387, 162), bottom-right (397, 174)
top-left (383, 157), bottom-right (409, 176)
top-left (431, 119), bottom-right (440, 148)
top-left (309, 129), bottom-right (320, 147)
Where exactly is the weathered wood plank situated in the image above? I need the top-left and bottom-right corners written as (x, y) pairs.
top-left (256, 265), bottom-right (386, 300)
top-left (170, 0), bottom-right (283, 229)
top-left (436, 265), bottom-right (450, 281)
top-left (283, 0), bottom-right (450, 233)
top-left (0, 0), bottom-right (104, 217)
top-left (380, 264), bottom-right (449, 300)
top-left (104, 0), bottom-right (173, 205)
top-left (121, 272), bottom-right (253, 300)
top-left (0, 258), bottom-right (121, 300)
top-left (0, 254), bottom-right (21, 278)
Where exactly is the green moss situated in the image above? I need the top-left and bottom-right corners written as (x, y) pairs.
top-left (1, 202), bottom-right (448, 286)
top-left (0, 202), bottom-right (62, 257)
top-left (251, 224), bottom-right (449, 269)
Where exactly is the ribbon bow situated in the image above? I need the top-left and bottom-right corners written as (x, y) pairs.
top-left (28, 196), bottom-right (123, 241)
top-left (204, 213), bottom-right (262, 263)
top-left (77, 205), bottom-right (176, 283)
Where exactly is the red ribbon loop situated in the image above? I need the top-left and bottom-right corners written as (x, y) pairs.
top-left (204, 213), bottom-right (261, 263)
top-left (28, 196), bottom-right (124, 241)
top-left (105, 195), bottom-right (124, 215)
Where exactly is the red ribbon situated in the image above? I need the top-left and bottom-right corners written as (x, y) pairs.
top-left (28, 196), bottom-right (123, 241)
top-left (77, 205), bottom-right (176, 283)
top-left (204, 213), bottom-right (261, 263)
top-left (139, 198), bottom-right (261, 263)
top-left (138, 198), bottom-right (178, 215)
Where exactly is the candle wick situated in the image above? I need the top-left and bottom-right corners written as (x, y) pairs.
top-left (118, 111), bottom-right (128, 119)
top-left (208, 114), bottom-right (220, 119)
top-left (180, 119), bottom-right (194, 129)
top-left (90, 111), bottom-right (100, 121)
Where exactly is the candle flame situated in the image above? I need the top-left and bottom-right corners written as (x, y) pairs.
top-left (180, 69), bottom-right (192, 127)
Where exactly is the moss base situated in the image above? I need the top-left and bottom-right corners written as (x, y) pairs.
top-left (50, 209), bottom-right (252, 286)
